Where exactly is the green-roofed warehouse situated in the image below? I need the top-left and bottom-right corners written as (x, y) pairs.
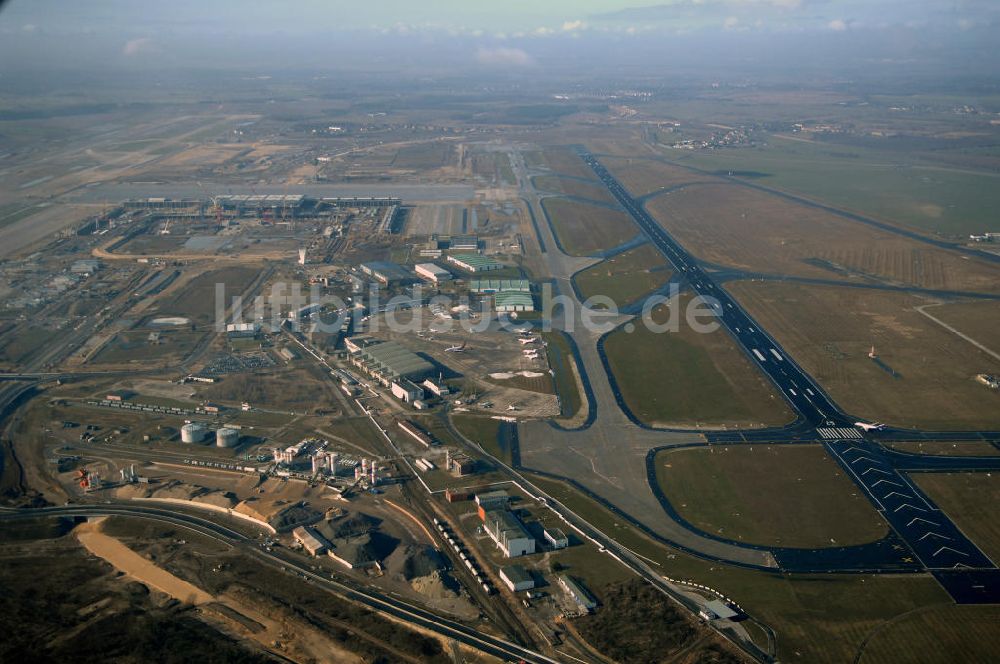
top-left (469, 279), bottom-right (530, 294)
top-left (347, 337), bottom-right (434, 386)
top-left (446, 253), bottom-right (504, 273)
top-left (493, 292), bottom-right (535, 312)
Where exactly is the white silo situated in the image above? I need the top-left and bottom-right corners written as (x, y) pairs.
top-left (328, 453), bottom-right (338, 475)
top-left (311, 454), bottom-right (324, 474)
top-left (298, 247), bottom-right (307, 265)
top-left (181, 423), bottom-right (207, 444)
top-left (215, 427), bottom-right (239, 448)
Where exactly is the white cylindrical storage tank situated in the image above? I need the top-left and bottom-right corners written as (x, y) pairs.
top-left (181, 423), bottom-right (206, 444)
top-left (215, 427), bottom-right (239, 448)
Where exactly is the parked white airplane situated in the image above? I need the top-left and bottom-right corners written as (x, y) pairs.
top-left (507, 404), bottom-right (519, 411)
top-left (445, 341), bottom-right (467, 352)
top-left (854, 421), bottom-right (886, 431)
top-left (518, 337), bottom-right (538, 345)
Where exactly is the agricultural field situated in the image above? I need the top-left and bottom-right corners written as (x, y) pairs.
top-left (541, 198), bottom-right (638, 257)
top-left (727, 282), bottom-right (1000, 430)
top-left (533, 175), bottom-right (615, 204)
top-left (654, 445), bottom-right (888, 547)
top-left (600, 156), bottom-right (715, 198)
top-left (910, 472), bottom-right (1000, 563)
top-left (644, 182), bottom-right (1000, 294)
top-left (857, 604), bottom-right (1000, 664)
top-left (667, 134), bottom-right (1000, 236)
top-left (603, 292), bottom-right (794, 429)
top-left (573, 244), bottom-right (672, 308)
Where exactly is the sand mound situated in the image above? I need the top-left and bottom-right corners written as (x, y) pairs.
top-left (411, 571), bottom-right (459, 600)
top-left (489, 372), bottom-right (514, 380)
top-left (518, 371), bottom-right (545, 378)
top-left (192, 490), bottom-right (238, 509)
top-left (236, 498), bottom-right (321, 532)
top-left (117, 480), bottom-right (237, 508)
top-left (385, 544), bottom-right (447, 581)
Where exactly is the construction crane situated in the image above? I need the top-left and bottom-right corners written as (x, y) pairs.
top-left (249, 185), bottom-right (263, 221)
top-left (281, 182), bottom-right (290, 223)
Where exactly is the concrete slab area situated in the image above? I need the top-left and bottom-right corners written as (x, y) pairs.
top-left (512, 149), bottom-right (777, 568)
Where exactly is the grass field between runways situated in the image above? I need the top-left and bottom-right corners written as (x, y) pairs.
top-left (655, 444), bottom-right (889, 547)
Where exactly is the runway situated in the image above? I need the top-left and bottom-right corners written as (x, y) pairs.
top-left (582, 152), bottom-right (850, 430)
top-left (582, 152), bottom-right (1000, 601)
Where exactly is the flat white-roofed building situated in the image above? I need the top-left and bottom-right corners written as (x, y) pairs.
top-left (558, 574), bottom-right (597, 612)
top-left (226, 322), bottom-right (260, 338)
top-left (398, 419), bottom-right (434, 447)
top-left (391, 379), bottom-right (424, 403)
top-left (421, 377), bottom-right (450, 396)
top-left (499, 565), bottom-right (535, 592)
top-left (414, 262), bottom-right (452, 283)
top-left (483, 510), bottom-right (535, 558)
top-left (543, 527), bottom-right (569, 549)
top-left (701, 599), bottom-right (739, 621)
top-left (449, 234), bottom-right (479, 251)
top-left (71, 259), bottom-right (100, 275)
top-left (360, 261), bottom-right (412, 285)
top-left (292, 526), bottom-right (330, 557)
top-left (475, 490), bottom-right (510, 510)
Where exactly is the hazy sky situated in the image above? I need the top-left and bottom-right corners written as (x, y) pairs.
top-left (3, 1), bottom-right (997, 36)
top-left (1, 1), bottom-right (996, 75)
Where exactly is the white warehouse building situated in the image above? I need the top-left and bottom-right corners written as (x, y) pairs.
top-left (483, 510), bottom-right (535, 558)
top-left (414, 262), bottom-right (452, 284)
